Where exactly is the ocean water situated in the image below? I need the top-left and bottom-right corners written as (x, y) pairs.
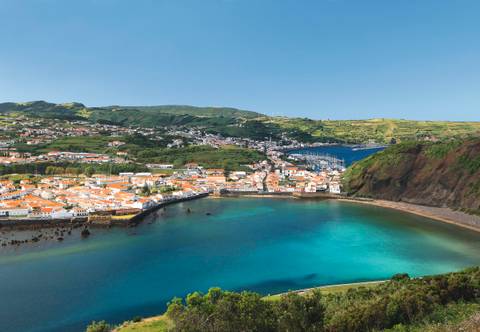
top-left (288, 145), bottom-right (385, 166)
top-left (0, 198), bottom-right (479, 332)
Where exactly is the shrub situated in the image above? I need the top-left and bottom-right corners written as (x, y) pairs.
top-left (85, 320), bottom-right (112, 332)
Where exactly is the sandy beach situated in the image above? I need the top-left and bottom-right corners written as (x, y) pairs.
top-left (214, 194), bottom-right (480, 233)
top-left (342, 198), bottom-right (480, 233)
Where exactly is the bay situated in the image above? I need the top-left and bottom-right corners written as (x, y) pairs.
top-left (0, 197), bottom-right (479, 332)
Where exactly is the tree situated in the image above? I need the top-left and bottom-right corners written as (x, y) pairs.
top-left (276, 290), bottom-right (324, 332)
top-left (223, 160), bottom-right (234, 178)
top-left (141, 183), bottom-right (150, 196)
top-left (85, 320), bottom-right (112, 332)
top-left (85, 166), bottom-right (95, 177)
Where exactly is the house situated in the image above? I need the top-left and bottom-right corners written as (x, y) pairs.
top-left (185, 163), bottom-right (199, 169)
top-left (72, 208), bottom-right (89, 217)
top-left (0, 207), bottom-right (30, 217)
top-left (0, 190), bottom-right (28, 201)
top-left (146, 164), bottom-right (174, 169)
top-left (129, 197), bottom-right (156, 210)
top-left (108, 140), bottom-right (125, 147)
top-left (329, 182), bottom-right (341, 194)
top-left (205, 169), bottom-right (224, 176)
top-left (284, 166), bottom-right (299, 176)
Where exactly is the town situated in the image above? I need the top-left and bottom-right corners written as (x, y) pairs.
top-left (0, 114), bottom-right (345, 226)
top-left (0, 160), bottom-right (342, 223)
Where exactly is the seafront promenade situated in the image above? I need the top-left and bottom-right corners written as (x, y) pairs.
top-left (0, 192), bottom-right (208, 230)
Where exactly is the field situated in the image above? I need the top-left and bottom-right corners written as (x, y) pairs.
top-left (269, 117), bottom-right (480, 143)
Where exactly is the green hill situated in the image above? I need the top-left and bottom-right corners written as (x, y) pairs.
top-left (0, 101), bottom-right (86, 120)
top-left (342, 138), bottom-right (480, 213)
top-left (1, 101), bottom-right (480, 143)
top-left (111, 105), bottom-right (262, 118)
top-left (0, 101), bottom-right (260, 125)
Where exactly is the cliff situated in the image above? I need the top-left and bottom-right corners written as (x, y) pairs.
top-left (343, 138), bottom-right (480, 213)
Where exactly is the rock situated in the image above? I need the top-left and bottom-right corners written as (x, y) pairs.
top-left (81, 228), bottom-right (91, 238)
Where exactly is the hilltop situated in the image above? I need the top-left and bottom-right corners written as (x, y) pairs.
top-left (111, 105), bottom-right (262, 118)
top-left (1, 101), bottom-right (480, 143)
top-left (343, 138), bottom-right (480, 214)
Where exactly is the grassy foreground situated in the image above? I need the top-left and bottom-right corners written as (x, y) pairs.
top-left (114, 315), bottom-right (173, 332)
top-left (102, 268), bottom-right (480, 332)
top-left (114, 303), bottom-right (480, 332)
top-left (114, 281), bottom-right (382, 332)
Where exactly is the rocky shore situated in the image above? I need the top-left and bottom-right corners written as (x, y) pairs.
top-left (0, 223), bottom-right (90, 248)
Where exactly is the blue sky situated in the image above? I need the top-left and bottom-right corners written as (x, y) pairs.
top-left (0, 0), bottom-right (479, 120)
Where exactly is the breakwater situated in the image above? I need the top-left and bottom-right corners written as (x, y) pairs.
top-left (127, 192), bottom-right (209, 226)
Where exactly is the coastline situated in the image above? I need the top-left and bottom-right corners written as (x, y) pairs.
top-left (341, 198), bottom-right (480, 233)
top-left (264, 279), bottom-right (386, 300)
top-left (115, 279), bottom-right (387, 332)
top-left (216, 193), bottom-right (480, 233)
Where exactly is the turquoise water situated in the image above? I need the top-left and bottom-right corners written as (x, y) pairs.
top-left (0, 198), bottom-right (479, 332)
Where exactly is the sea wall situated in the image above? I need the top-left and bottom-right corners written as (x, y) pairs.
top-left (0, 193), bottom-right (209, 230)
top-left (0, 217), bottom-right (87, 230)
top-left (127, 193), bottom-right (209, 226)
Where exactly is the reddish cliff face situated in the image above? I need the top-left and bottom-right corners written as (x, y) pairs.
top-left (343, 138), bottom-right (480, 213)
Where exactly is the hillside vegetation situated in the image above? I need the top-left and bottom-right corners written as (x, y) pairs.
top-left (115, 105), bottom-right (261, 118)
top-left (2, 101), bottom-right (480, 143)
top-left (135, 145), bottom-right (264, 169)
top-left (93, 267), bottom-right (480, 332)
top-left (343, 138), bottom-right (480, 213)
top-left (270, 117), bottom-right (480, 144)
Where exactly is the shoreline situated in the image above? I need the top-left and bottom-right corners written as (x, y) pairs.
top-left (2, 193), bottom-right (480, 248)
top-left (217, 193), bottom-right (480, 233)
top-left (115, 278), bottom-right (387, 331)
top-left (264, 279), bottom-right (386, 300)
top-left (340, 198), bottom-right (480, 233)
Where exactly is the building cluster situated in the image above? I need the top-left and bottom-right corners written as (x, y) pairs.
top-left (0, 151), bottom-right (126, 165)
top-left (0, 157), bottom-right (342, 220)
top-left (0, 173), bottom-right (207, 220)
top-left (0, 114), bottom-right (345, 222)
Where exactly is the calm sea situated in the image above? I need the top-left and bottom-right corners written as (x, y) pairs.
top-left (0, 198), bottom-right (479, 332)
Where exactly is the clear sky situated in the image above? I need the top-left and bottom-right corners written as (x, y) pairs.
top-left (0, 0), bottom-right (479, 120)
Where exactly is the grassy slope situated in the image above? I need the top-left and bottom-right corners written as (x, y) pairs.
top-left (114, 105), bottom-right (262, 118)
top-left (342, 138), bottom-right (480, 212)
top-left (115, 280), bottom-right (480, 332)
top-left (385, 302), bottom-right (480, 332)
top-left (116, 305), bottom-right (480, 332)
top-left (116, 282), bottom-right (382, 332)
top-left (115, 316), bottom-right (173, 332)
